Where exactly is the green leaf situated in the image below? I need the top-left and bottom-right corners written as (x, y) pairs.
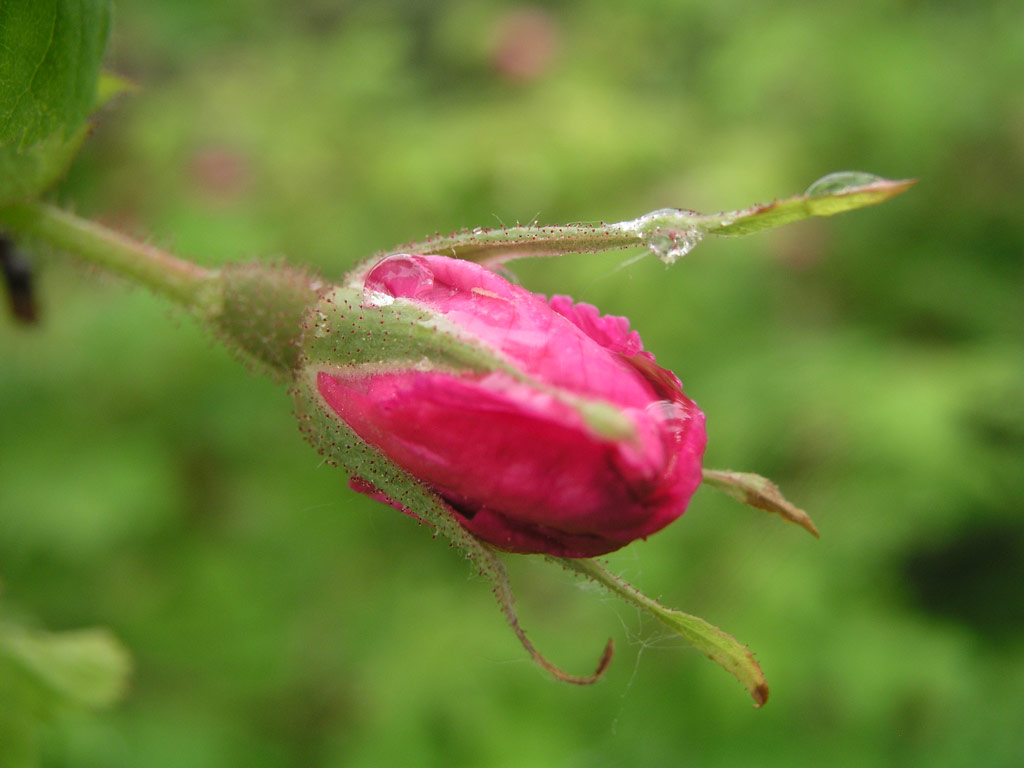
top-left (0, 0), bottom-right (112, 204)
top-left (0, 0), bottom-right (112, 147)
top-left (0, 623), bottom-right (132, 709)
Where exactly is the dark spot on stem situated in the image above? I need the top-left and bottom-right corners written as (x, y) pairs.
top-left (1, 236), bottom-right (39, 324)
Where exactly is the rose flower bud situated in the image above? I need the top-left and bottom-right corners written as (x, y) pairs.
top-left (295, 254), bottom-right (706, 558)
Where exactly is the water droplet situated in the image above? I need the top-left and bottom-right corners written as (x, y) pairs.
top-left (645, 399), bottom-right (686, 423)
top-left (618, 207), bottom-right (683, 231)
top-left (645, 399), bottom-right (689, 444)
top-left (362, 254), bottom-right (434, 307)
top-left (361, 290), bottom-right (395, 308)
top-left (642, 228), bottom-right (703, 265)
top-left (804, 171), bottom-right (884, 197)
top-left (612, 208), bottom-right (704, 264)
top-left (313, 310), bottom-right (330, 337)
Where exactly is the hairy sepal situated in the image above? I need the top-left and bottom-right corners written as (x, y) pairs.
top-left (292, 361), bottom-right (612, 684)
top-left (301, 284), bottom-right (635, 441)
top-left (295, 286), bottom-right (616, 682)
top-left (302, 283), bottom-right (510, 375)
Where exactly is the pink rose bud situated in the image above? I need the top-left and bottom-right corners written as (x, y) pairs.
top-left (299, 254), bottom-right (706, 558)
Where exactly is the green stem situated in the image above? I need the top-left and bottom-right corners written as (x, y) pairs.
top-left (0, 201), bottom-right (326, 379)
top-left (0, 200), bottom-right (217, 312)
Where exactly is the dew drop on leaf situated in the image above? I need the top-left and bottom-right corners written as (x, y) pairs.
top-left (363, 255), bottom-right (435, 301)
top-left (804, 171), bottom-right (885, 197)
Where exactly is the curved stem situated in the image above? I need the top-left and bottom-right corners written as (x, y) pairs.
top-left (0, 201), bottom-right (217, 312)
top-left (483, 546), bottom-right (613, 685)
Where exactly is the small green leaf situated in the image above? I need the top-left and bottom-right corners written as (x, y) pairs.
top-left (0, 623), bottom-right (132, 709)
top-left (95, 70), bottom-right (139, 111)
top-left (702, 469), bottom-right (820, 537)
top-left (698, 173), bottom-right (916, 237)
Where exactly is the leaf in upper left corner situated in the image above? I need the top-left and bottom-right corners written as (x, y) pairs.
top-left (0, 0), bottom-right (113, 206)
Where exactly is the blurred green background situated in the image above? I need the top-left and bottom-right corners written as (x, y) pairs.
top-left (2, 0), bottom-right (1023, 765)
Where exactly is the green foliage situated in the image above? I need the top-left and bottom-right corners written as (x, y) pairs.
top-left (0, 619), bottom-right (131, 768)
top-left (2, 1), bottom-right (1024, 766)
top-left (0, 0), bottom-right (112, 204)
top-left (0, 623), bottom-right (131, 709)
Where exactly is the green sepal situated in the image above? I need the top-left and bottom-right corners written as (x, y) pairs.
top-left (292, 367), bottom-right (613, 684)
top-left (302, 283), bottom-right (510, 376)
top-left (702, 469), bottom-right (820, 537)
top-left (95, 71), bottom-right (139, 110)
top-left (300, 282), bottom-right (636, 441)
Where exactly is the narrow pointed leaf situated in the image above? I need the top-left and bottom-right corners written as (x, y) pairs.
top-left (553, 557), bottom-right (769, 707)
top-left (95, 71), bottom-right (138, 111)
top-left (696, 173), bottom-right (916, 236)
top-left (702, 469), bottom-right (819, 537)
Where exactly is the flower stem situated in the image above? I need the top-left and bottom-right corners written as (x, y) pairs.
top-left (0, 201), bottom-right (324, 378)
top-left (0, 200), bottom-right (218, 313)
